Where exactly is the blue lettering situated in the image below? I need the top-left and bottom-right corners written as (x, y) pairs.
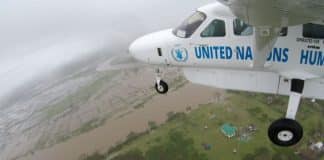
top-left (202, 46), bottom-right (210, 59)
top-left (209, 46), bottom-right (214, 59)
top-left (236, 46), bottom-right (244, 60)
top-left (213, 46), bottom-right (219, 59)
top-left (226, 47), bottom-right (233, 59)
top-left (282, 48), bottom-right (289, 63)
top-left (299, 50), bottom-right (324, 66)
top-left (266, 48), bottom-right (289, 63)
top-left (317, 51), bottom-right (324, 66)
top-left (195, 47), bottom-right (201, 59)
top-left (246, 46), bottom-right (253, 60)
top-left (309, 51), bottom-right (317, 65)
top-left (220, 46), bottom-right (225, 59)
top-left (236, 46), bottom-right (252, 60)
top-left (267, 51), bottom-right (272, 61)
top-left (273, 48), bottom-right (281, 62)
top-left (194, 46), bottom-right (242, 61)
top-left (300, 50), bottom-right (308, 64)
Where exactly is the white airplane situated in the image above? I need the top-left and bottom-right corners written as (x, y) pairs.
top-left (129, 0), bottom-right (324, 147)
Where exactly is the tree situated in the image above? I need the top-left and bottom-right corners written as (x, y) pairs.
top-left (148, 121), bottom-right (157, 130)
top-left (243, 154), bottom-right (255, 160)
top-left (145, 130), bottom-right (207, 160)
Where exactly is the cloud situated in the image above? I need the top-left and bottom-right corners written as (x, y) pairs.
top-left (0, 0), bottom-right (214, 103)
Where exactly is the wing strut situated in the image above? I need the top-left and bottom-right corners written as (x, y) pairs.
top-left (252, 27), bottom-right (280, 68)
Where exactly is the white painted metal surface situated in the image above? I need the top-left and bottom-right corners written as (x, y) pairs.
top-left (129, 1), bottom-right (324, 99)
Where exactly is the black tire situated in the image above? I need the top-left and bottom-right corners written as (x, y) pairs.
top-left (155, 80), bottom-right (168, 94)
top-left (268, 118), bottom-right (303, 147)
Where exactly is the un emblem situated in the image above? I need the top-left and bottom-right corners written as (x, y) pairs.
top-left (171, 48), bottom-right (189, 62)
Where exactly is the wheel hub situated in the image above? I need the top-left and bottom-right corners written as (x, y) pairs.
top-left (277, 130), bottom-right (294, 142)
top-left (157, 85), bottom-right (164, 92)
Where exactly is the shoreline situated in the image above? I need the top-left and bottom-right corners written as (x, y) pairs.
top-left (18, 83), bottom-right (224, 160)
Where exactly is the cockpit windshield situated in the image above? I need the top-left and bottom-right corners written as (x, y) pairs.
top-left (172, 11), bottom-right (206, 38)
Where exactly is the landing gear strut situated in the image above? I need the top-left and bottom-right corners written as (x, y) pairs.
top-left (154, 68), bottom-right (168, 94)
top-left (268, 79), bottom-right (304, 147)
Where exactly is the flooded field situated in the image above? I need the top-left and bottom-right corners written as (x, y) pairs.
top-left (0, 55), bottom-right (222, 160)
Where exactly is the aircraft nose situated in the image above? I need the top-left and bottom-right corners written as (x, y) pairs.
top-left (129, 35), bottom-right (152, 63)
top-left (129, 29), bottom-right (175, 64)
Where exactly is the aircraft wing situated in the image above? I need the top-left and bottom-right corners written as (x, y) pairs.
top-left (217, 0), bottom-right (324, 69)
top-left (217, 0), bottom-right (324, 27)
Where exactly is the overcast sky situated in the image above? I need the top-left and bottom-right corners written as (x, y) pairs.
top-left (0, 0), bottom-right (214, 104)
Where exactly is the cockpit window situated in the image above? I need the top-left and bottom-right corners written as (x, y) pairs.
top-left (233, 19), bottom-right (253, 36)
top-left (201, 19), bottom-right (226, 37)
top-left (172, 11), bottom-right (206, 38)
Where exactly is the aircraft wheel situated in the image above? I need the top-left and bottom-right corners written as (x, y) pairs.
top-left (268, 118), bottom-right (303, 147)
top-left (155, 80), bottom-right (168, 94)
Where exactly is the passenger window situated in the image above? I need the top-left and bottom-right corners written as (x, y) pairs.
top-left (303, 23), bottom-right (324, 39)
top-left (279, 27), bottom-right (288, 36)
top-left (201, 19), bottom-right (225, 37)
top-left (233, 19), bottom-right (253, 36)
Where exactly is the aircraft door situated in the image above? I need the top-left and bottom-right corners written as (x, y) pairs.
top-left (189, 18), bottom-right (229, 67)
top-left (169, 11), bottom-right (207, 66)
top-left (230, 19), bottom-right (254, 67)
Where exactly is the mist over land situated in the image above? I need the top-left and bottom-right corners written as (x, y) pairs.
top-left (0, 0), bottom-right (215, 159)
top-left (0, 0), bottom-right (214, 105)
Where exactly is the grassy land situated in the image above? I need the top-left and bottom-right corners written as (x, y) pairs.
top-left (83, 91), bottom-right (324, 160)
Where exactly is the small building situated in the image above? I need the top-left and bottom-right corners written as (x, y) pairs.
top-left (221, 123), bottom-right (237, 138)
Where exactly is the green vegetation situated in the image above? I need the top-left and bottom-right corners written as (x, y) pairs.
top-left (82, 130), bottom-right (207, 160)
top-left (81, 92), bottom-right (324, 160)
top-left (148, 121), bottom-right (157, 130)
